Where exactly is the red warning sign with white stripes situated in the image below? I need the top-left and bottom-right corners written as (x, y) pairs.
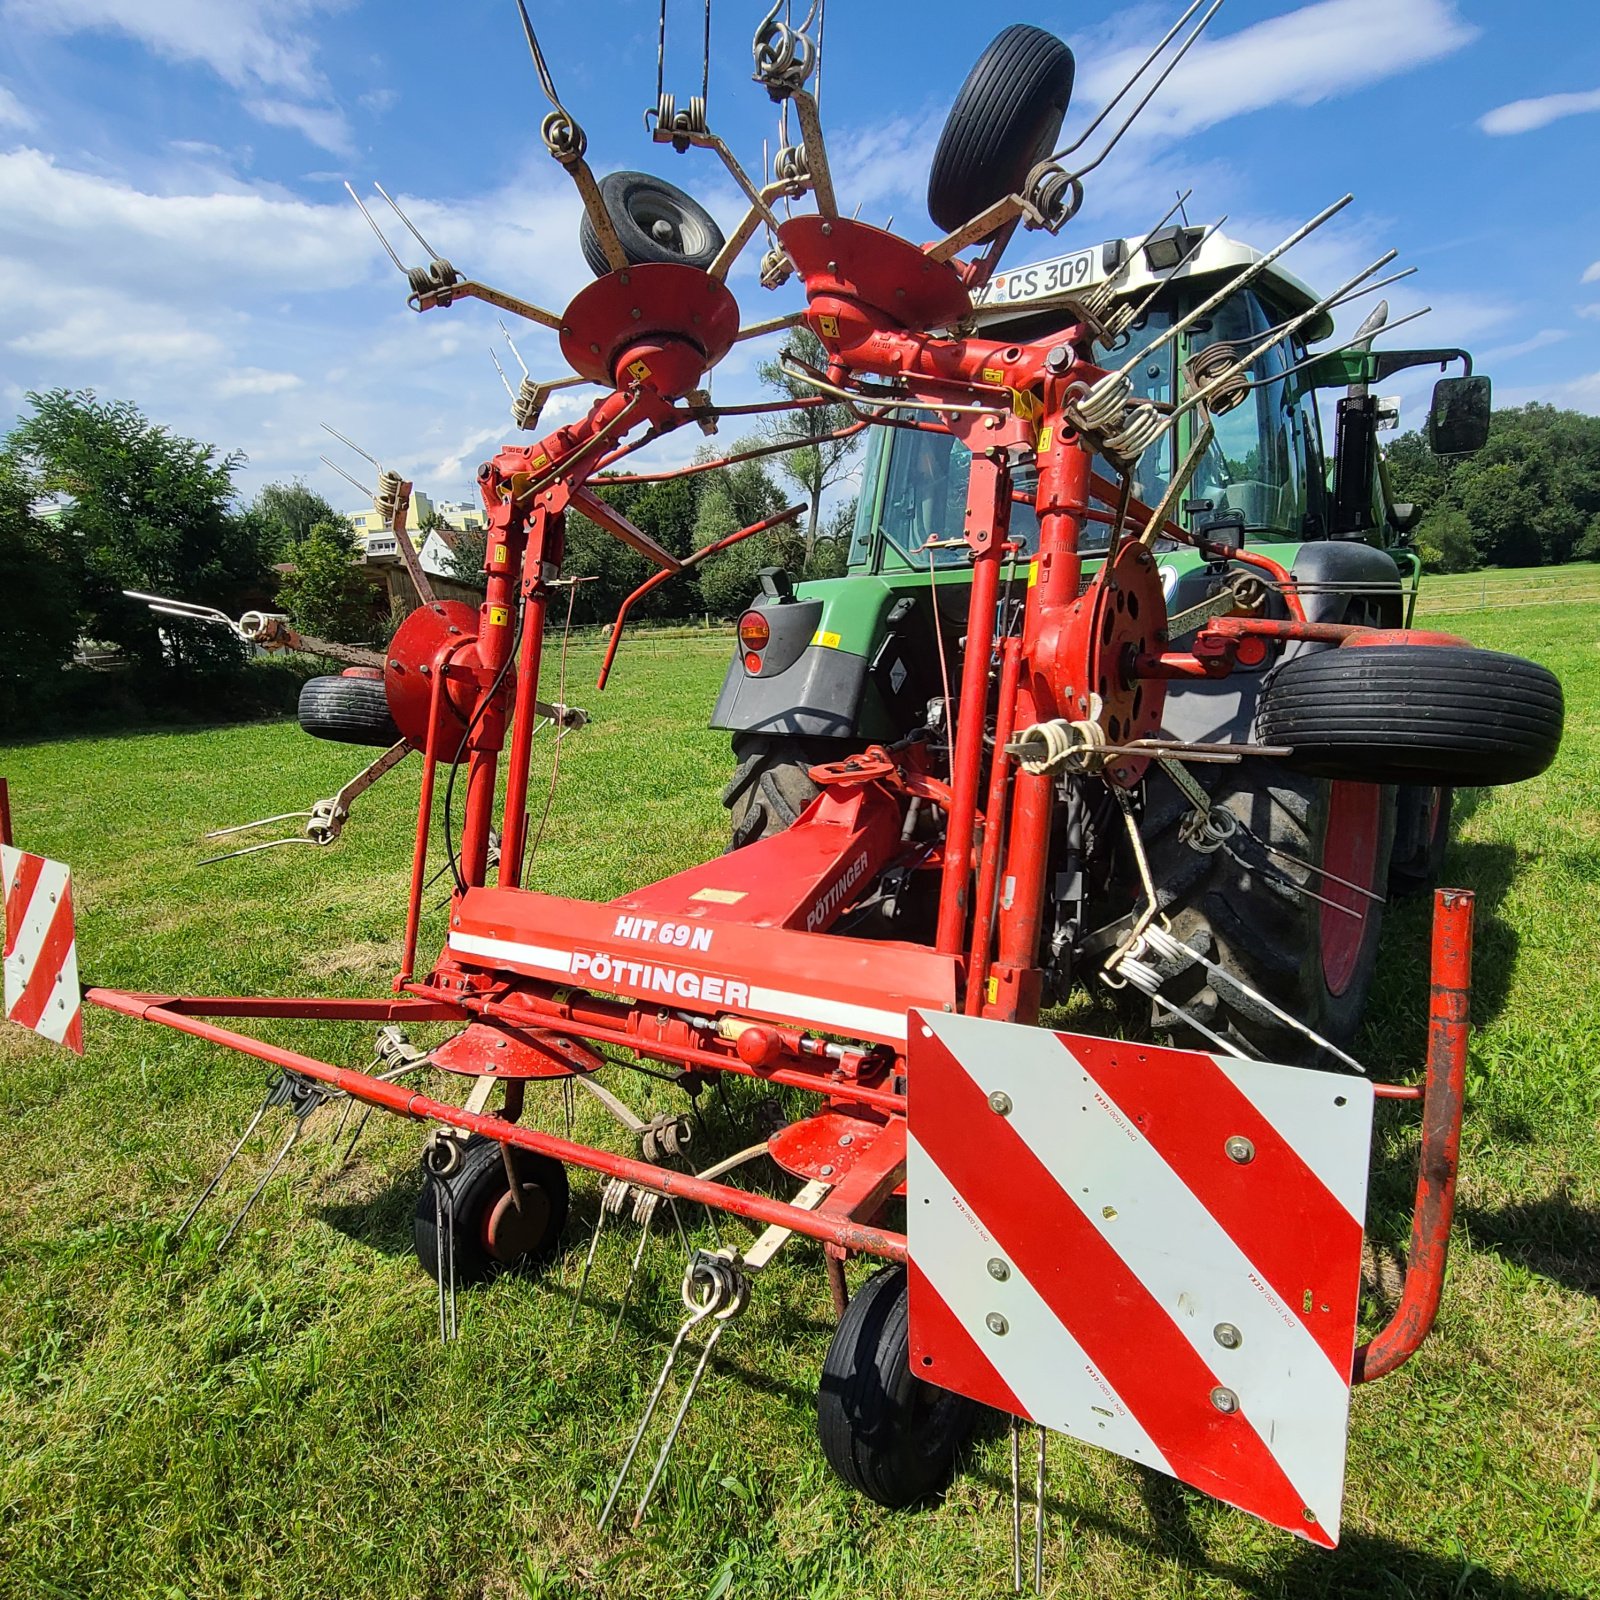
top-left (906, 1010), bottom-right (1374, 1547)
top-left (2, 846), bottom-right (84, 1054)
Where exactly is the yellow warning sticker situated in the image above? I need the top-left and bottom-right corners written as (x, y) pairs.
top-left (817, 313), bottom-right (839, 339)
top-left (986, 975), bottom-right (999, 1004)
top-left (487, 605), bottom-right (509, 627)
top-left (690, 887), bottom-right (746, 904)
top-left (1027, 558), bottom-right (1040, 589)
top-left (812, 629), bottom-right (842, 649)
top-left (492, 543), bottom-right (508, 566)
top-left (1038, 425), bottom-right (1054, 454)
top-left (530, 454), bottom-right (549, 472)
top-left (982, 366), bottom-right (1005, 384)
top-left (627, 358), bottom-right (653, 381)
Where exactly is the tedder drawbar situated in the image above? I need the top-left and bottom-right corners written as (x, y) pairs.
top-left (2, 2), bottom-right (1566, 1585)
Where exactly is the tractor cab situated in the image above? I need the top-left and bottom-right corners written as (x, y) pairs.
top-left (714, 226), bottom-right (1490, 752)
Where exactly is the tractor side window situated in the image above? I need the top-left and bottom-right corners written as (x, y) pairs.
top-left (1093, 309), bottom-right (1176, 516)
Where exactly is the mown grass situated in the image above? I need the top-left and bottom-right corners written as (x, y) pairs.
top-left (1, 606), bottom-right (1597, 1600)
top-left (1414, 565), bottom-right (1600, 615)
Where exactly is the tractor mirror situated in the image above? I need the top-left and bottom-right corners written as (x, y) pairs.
top-left (1427, 375), bottom-right (1491, 457)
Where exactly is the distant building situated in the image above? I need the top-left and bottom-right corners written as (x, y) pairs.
top-left (434, 499), bottom-right (487, 533)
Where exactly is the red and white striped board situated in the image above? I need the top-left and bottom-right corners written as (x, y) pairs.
top-left (906, 1010), bottom-right (1374, 1548)
top-left (1, 846), bottom-right (84, 1054)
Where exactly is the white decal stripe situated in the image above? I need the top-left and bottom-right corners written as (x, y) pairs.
top-left (746, 985), bottom-right (907, 1042)
top-left (907, 1131), bottom-right (1175, 1475)
top-left (29, 945), bottom-right (80, 1044)
top-left (448, 931), bottom-right (574, 975)
top-left (922, 1011), bottom-right (1356, 1532)
top-left (1208, 1053), bottom-right (1373, 1225)
top-left (0, 843), bottom-right (19, 896)
top-left (4, 857), bottom-right (70, 1019)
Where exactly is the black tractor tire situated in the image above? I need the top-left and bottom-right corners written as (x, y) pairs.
top-left (722, 732), bottom-right (833, 849)
top-left (927, 25), bottom-right (1076, 234)
top-left (579, 171), bottom-right (725, 277)
top-left (414, 1133), bottom-right (569, 1287)
top-left (817, 1264), bottom-right (978, 1509)
top-left (298, 671), bottom-right (402, 747)
top-left (1388, 785), bottom-right (1453, 896)
top-left (1140, 762), bottom-right (1395, 1068)
top-left (1257, 644), bottom-right (1563, 787)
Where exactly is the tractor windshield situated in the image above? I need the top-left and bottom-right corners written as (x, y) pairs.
top-left (853, 308), bottom-right (1176, 572)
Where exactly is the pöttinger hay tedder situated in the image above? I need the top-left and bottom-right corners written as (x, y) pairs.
top-left (0, 1), bottom-right (1566, 1583)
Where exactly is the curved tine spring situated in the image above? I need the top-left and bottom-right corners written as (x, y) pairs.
top-left (373, 181), bottom-right (443, 263)
top-left (1061, 0), bottom-right (1226, 181)
top-left (1054, 0), bottom-right (1209, 160)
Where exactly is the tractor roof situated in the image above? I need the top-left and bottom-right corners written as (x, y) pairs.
top-left (972, 226), bottom-right (1334, 343)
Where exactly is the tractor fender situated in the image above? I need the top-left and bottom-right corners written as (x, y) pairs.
top-left (1159, 542), bottom-right (1405, 746)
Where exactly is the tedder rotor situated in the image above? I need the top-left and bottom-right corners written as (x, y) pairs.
top-left (1, 2), bottom-right (1565, 1585)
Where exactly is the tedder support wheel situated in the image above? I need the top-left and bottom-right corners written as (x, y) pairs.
top-left (926, 24), bottom-right (1076, 234)
top-left (817, 1264), bottom-right (978, 1509)
top-left (1140, 763), bottom-right (1394, 1068)
top-left (1257, 644), bottom-right (1563, 787)
top-left (579, 171), bottom-right (726, 277)
top-left (298, 671), bottom-right (402, 747)
top-left (414, 1133), bottom-right (569, 1287)
top-left (722, 731), bottom-right (833, 849)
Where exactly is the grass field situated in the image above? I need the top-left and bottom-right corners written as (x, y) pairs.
top-left (1412, 565), bottom-right (1600, 616)
top-left (2, 602), bottom-right (1597, 1600)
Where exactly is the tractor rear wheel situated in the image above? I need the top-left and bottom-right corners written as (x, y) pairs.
top-left (414, 1133), bottom-right (569, 1287)
top-left (1389, 785), bottom-right (1452, 895)
top-left (817, 1264), bottom-right (978, 1508)
top-left (722, 732), bottom-right (831, 849)
top-left (1138, 762), bottom-right (1394, 1068)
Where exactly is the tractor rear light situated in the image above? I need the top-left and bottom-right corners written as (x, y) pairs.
top-left (738, 611), bottom-right (770, 650)
top-left (744, 652), bottom-right (764, 674)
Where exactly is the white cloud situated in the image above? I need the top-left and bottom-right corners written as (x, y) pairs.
top-left (1577, 304), bottom-right (1600, 321)
top-left (216, 367), bottom-right (303, 397)
top-left (0, 84), bottom-right (35, 129)
top-left (243, 97), bottom-right (352, 157)
top-left (1070, 0), bottom-right (1477, 144)
top-left (1583, 261), bottom-right (1600, 285)
top-left (1479, 87), bottom-right (1600, 137)
top-left (1480, 328), bottom-right (1569, 363)
top-left (4, 0), bottom-right (351, 151)
top-left (1499, 369), bottom-right (1600, 413)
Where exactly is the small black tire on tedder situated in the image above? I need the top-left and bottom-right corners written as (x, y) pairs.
top-left (298, 670), bottom-right (402, 748)
top-left (414, 1134), bottom-right (569, 1286)
top-left (579, 170), bottom-right (726, 276)
top-left (1258, 643), bottom-right (1563, 787)
top-left (817, 1264), bottom-right (979, 1509)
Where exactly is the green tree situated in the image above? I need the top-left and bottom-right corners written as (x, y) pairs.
top-left (693, 454), bottom-right (792, 616)
top-left (252, 480), bottom-right (346, 558)
top-left (0, 451), bottom-right (80, 719)
top-left (1413, 505), bottom-right (1478, 573)
top-left (9, 389), bottom-right (271, 673)
top-left (275, 520), bottom-right (377, 643)
top-left (756, 327), bottom-right (862, 559)
top-left (445, 528), bottom-right (488, 591)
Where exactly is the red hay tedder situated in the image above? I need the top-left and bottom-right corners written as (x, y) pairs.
top-left (0, 2), bottom-right (1565, 1583)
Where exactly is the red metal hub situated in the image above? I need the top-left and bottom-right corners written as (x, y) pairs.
top-left (559, 263), bottom-right (739, 391)
top-left (384, 600), bottom-right (482, 746)
top-left (782, 216), bottom-right (973, 331)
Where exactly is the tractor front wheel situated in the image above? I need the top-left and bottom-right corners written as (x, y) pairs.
top-left (413, 1133), bottom-right (569, 1287)
top-left (817, 1264), bottom-right (978, 1509)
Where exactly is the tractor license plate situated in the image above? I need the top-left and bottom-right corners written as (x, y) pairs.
top-left (1, 847), bottom-right (84, 1053)
top-left (905, 1009), bottom-right (1374, 1547)
top-left (976, 247), bottom-right (1102, 308)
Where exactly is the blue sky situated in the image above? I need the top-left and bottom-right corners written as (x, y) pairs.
top-left (1, 0), bottom-right (1596, 512)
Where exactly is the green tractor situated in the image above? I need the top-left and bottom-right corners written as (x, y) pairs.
top-left (712, 228), bottom-right (1494, 1064)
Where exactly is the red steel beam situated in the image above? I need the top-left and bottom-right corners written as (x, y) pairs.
top-left (1352, 887), bottom-right (1474, 1382)
top-left (86, 988), bottom-right (908, 1261)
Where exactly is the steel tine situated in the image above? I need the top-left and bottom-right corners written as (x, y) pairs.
top-left (562, 1077), bottom-right (575, 1141)
top-left (204, 810), bottom-right (315, 841)
top-left (1011, 1416), bottom-right (1024, 1593)
top-left (1033, 1425), bottom-right (1047, 1595)
top-left (174, 1100), bottom-right (270, 1239)
top-left (489, 347), bottom-right (517, 401)
top-left (435, 1174), bottom-right (458, 1343)
top-left (373, 180), bottom-right (442, 261)
top-left (631, 1317), bottom-right (728, 1529)
top-left (198, 835), bottom-right (320, 866)
top-left (344, 180), bottom-right (409, 276)
top-left (598, 1299), bottom-right (717, 1530)
top-left (320, 455), bottom-right (376, 500)
top-left (497, 318), bottom-right (530, 377)
top-left (611, 1200), bottom-right (656, 1343)
top-left (216, 1120), bottom-right (302, 1253)
top-left (1255, 838), bottom-right (1386, 902)
top-left (339, 1101), bottom-right (378, 1168)
top-left (320, 422), bottom-right (384, 473)
top-left (567, 1202), bottom-right (610, 1330)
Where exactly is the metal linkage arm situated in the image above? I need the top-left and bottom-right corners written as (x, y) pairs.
top-left (570, 486), bottom-right (684, 571)
top-left (596, 503), bottom-right (805, 688)
top-left (1353, 888), bottom-right (1474, 1382)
